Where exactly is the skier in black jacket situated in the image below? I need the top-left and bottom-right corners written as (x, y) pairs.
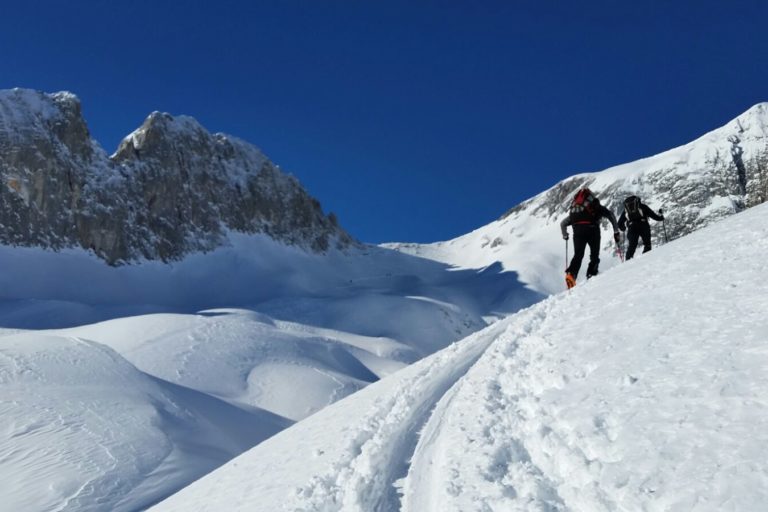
top-left (618, 195), bottom-right (664, 260)
top-left (560, 188), bottom-right (619, 288)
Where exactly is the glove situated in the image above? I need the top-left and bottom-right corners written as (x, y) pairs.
top-left (563, 233), bottom-right (569, 240)
top-left (659, 215), bottom-right (665, 221)
top-left (613, 232), bottom-right (620, 243)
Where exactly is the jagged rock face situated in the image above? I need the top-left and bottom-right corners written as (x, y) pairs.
top-left (0, 89), bottom-right (354, 264)
top-left (504, 102), bottom-right (768, 248)
top-left (0, 90), bottom-right (93, 249)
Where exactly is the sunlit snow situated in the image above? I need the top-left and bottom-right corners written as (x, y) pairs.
top-left (154, 201), bottom-right (768, 512)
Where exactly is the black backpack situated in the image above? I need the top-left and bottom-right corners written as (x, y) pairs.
top-left (624, 195), bottom-right (643, 222)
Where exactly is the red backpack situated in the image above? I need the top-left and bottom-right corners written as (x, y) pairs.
top-left (570, 188), bottom-right (599, 222)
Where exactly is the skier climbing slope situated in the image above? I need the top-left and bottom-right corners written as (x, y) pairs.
top-left (153, 202), bottom-right (768, 512)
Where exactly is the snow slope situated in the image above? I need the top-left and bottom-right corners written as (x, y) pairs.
top-left (0, 231), bottom-right (543, 511)
top-left (57, 310), bottom-right (402, 421)
top-left (153, 201), bottom-right (768, 511)
top-left (0, 332), bottom-right (288, 512)
top-left (387, 103), bottom-right (768, 295)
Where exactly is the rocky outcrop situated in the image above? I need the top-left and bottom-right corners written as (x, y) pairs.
top-left (503, 102), bottom-right (768, 248)
top-left (0, 89), bottom-right (354, 264)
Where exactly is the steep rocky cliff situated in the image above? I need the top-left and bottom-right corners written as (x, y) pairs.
top-left (0, 89), bottom-right (354, 264)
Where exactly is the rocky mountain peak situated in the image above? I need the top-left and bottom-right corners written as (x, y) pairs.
top-left (0, 88), bottom-right (355, 264)
top-left (0, 89), bottom-right (94, 161)
top-left (113, 111), bottom-right (209, 160)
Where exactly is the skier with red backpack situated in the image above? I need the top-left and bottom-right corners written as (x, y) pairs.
top-left (618, 195), bottom-right (664, 260)
top-left (560, 187), bottom-right (619, 289)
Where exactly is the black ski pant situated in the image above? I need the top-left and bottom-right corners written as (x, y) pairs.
top-left (566, 224), bottom-right (601, 279)
top-left (626, 222), bottom-right (651, 260)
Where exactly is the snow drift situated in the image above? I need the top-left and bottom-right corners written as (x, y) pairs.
top-left (0, 332), bottom-right (288, 512)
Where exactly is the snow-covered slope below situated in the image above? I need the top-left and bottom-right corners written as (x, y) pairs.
top-left (0, 332), bottom-right (288, 512)
top-left (0, 230), bottom-right (543, 511)
top-left (153, 201), bottom-right (768, 511)
top-left (388, 103), bottom-right (768, 295)
top-left (57, 310), bottom-right (401, 422)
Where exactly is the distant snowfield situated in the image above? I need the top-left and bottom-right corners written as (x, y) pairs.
top-left (58, 311), bottom-right (400, 421)
top-left (153, 203), bottom-right (768, 512)
top-left (0, 232), bottom-right (542, 511)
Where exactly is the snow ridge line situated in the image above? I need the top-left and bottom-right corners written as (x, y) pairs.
top-left (290, 320), bottom-right (512, 512)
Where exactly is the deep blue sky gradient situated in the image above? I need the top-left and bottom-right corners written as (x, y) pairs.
top-left (2, 1), bottom-right (767, 243)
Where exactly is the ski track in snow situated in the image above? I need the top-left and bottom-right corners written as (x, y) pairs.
top-left (402, 298), bottom-right (569, 512)
top-left (284, 294), bottom-right (573, 512)
top-left (290, 320), bottom-right (512, 512)
top-left (401, 204), bottom-right (768, 511)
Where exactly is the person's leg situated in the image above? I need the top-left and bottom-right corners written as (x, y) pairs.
top-left (626, 226), bottom-right (640, 260)
top-left (640, 223), bottom-right (652, 253)
top-left (566, 228), bottom-right (589, 278)
top-left (586, 227), bottom-right (601, 277)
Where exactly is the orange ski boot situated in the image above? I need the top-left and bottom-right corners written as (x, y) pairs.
top-left (565, 272), bottom-right (576, 289)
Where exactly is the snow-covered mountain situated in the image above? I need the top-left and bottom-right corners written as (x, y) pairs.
top-left (3, 95), bottom-right (767, 512)
top-left (0, 88), bottom-right (353, 263)
top-left (152, 200), bottom-right (768, 512)
top-left (388, 103), bottom-right (768, 294)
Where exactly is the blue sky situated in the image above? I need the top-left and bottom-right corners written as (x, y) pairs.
top-left (2, 1), bottom-right (767, 243)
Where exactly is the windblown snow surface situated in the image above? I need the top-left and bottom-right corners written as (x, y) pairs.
top-left (0, 232), bottom-right (542, 511)
top-left (154, 202), bottom-right (768, 511)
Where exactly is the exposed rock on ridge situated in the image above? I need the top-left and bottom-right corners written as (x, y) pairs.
top-left (503, 102), bottom-right (768, 245)
top-left (0, 88), bottom-right (354, 264)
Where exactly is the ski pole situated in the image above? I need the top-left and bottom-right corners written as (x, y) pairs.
top-left (565, 237), bottom-right (572, 292)
top-left (660, 207), bottom-right (669, 243)
top-left (614, 233), bottom-right (624, 262)
top-left (618, 233), bottom-right (625, 262)
top-left (621, 232), bottom-right (625, 261)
